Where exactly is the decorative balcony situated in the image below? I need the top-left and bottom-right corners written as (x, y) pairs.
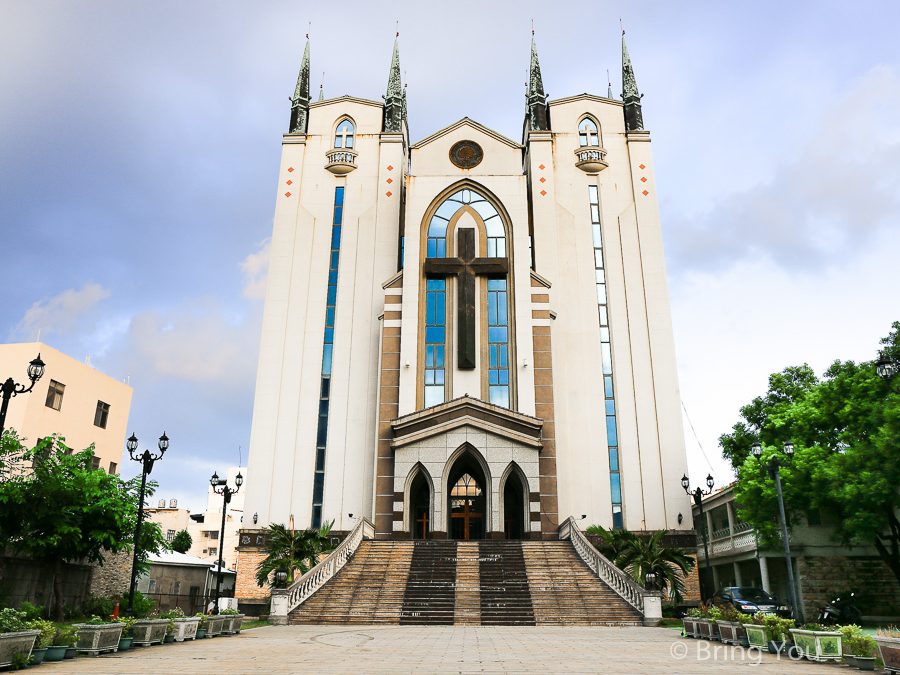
top-left (325, 149), bottom-right (357, 175)
top-left (698, 521), bottom-right (758, 561)
top-left (574, 146), bottom-right (608, 173)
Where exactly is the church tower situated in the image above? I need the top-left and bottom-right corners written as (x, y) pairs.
top-left (241, 30), bottom-right (691, 550)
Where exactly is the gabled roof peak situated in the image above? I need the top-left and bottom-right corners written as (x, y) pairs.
top-left (410, 117), bottom-right (522, 150)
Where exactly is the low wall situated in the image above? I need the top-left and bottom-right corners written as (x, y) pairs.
top-left (799, 554), bottom-right (900, 619)
top-left (0, 554), bottom-right (92, 610)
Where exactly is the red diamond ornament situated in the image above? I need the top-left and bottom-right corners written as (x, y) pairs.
top-left (539, 177), bottom-right (546, 183)
top-left (386, 177), bottom-right (393, 184)
top-left (642, 190), bottom-right (649, 196)
top-left (640, 177), bottom-right (647, 183)
top-left (287, 167), bottom-right (294, 172)
top-left (639, 164), bottom-right (646, 170)
top-left (286, 179), bottom-right (293, 185)
top-left (538, 164), bottom-right (545, 170)
top-left (386, 190), bottom-right (393, 197)
top-left (387, 165), bottom-right (394, 171)
top-left (284, 191), bottom-right (292, 198)
top-left (540, 190), bottom-right (547, 196)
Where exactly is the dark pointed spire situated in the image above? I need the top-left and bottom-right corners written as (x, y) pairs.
top-left (621, 30), bottom-right (644, 131)
top-left (289, 35), bottom-right (311, 133)
top-left (526, 30), bottom-right (550, 131)
top-left (318, 71), bottom-right (325, 101)
top-left (383, 32), bottom-right (405, 133)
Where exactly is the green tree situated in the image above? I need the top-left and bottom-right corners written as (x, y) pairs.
top-left (171, 529), bottom-right (192, 554)
top-left (586, 524), bottom-right (636, 561)
top-left (255, 521), bottom-right (335, 587)
top-left (721, 322), bottom-right (900, 585)
top-left (0, 435), bottom-right (167, 619)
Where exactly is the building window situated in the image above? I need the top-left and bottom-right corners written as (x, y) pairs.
top-left (108, 461), bottom-right (117, 474)
top-left (208, 547), bottom-right (217, 556)
top-left (93, 400), bottom-right (110, 428)
top-left (147, 579), bottom-right (157, 593)
top-left (588, 184), bottom-right (623, 529)
top-left (424, 279), bottom-right (447, 407)
top-left (91, 456), bottom-right (100, 470)
top-left (207, 530), bottom-right (219, 540)
top-left (425, 188), bottom-right (505, 259)
top-left (487, 279), bottom-right (510, 407)
top-left (334, 118), bottom-right (355, 149)
top-left (578, 117), bottom-right (601, 147)
top-left (173, 581), bottom-right (182, 595)
top-left (166, 529), bottom-right (176, 542)
top-left (311, 186), bottom-right (346, 529)
top-left (45, 380), bottom-right (65, 411)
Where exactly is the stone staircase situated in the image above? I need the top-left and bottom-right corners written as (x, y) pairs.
top-left (289, 539), bottom-right (641, 626)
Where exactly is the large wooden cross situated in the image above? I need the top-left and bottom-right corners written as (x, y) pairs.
top-left (423, 228), bottom-right (508, 369)
top-left (450, 500), bottom-right (483, 541)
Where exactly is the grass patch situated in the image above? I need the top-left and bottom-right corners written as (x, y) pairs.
top-left (240, 618), bottom-right (270, 630)
top-left (658, 617), bottom-right (683, 629)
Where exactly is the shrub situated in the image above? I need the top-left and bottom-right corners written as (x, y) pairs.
top-left (81, 595), bottom-right (116, 619)
top-left (801, 622), bottom-right (828, 631)
top-left (686, 607), bottom-right (703, 618)
top-left (195, 613), bottom-right (208, 628)
top-left (877, 625), bottom-right (900, 638)
top-left (16, 601), bottom-right (44, 621)
top-left (220, 608), bottom-right (239, 615)
top-left (846, 633), bottom-right (876, 657)
top-left (0, 608), bottom-right (26, 633)
top-left (26, 618), bottom-right (55, 649)
top-left (52, 625), bottom-right (77, 647)
top-left (118, 616), bottom-right (136, 638)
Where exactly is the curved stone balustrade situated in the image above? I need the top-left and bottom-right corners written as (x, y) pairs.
top-left (574, 146), bottom-right (608, 173)
top-left (558, 516), bottom-right (645, 614)
top-left (325, 149), bottom-right (358, 175)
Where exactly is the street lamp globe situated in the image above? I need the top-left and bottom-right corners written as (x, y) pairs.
top-left (158, 432), bottom-right (169, 453)
top-left (235, 472), bottom-right (244, 487)
top-left (680, 474), bottom-right (689, 491)
top-left (750, 441), bottom-right (762, 458)
top-left (126, 434), bottom-right (139, 454)
top-left (783, 441), bottom-right (794, 457)
top-left (705, 474), bottom-right (714, 490)
top-left (210, 471), bottom-right (219, 487)
top-left (876, 353), bottom-right (895, 379)
top-left (27, 354), bottom-right (46, 382)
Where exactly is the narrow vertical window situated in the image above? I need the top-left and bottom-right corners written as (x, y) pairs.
top-left (311, 185), bottom-right (345, 528)
top-left (45, 380), bottom-right (65, 411)
top-left (93, 400), bottom-right (110, 428)
top-left (487, 278), bottom-right (510, 407)
top-left (424, 279), bottom-right (446, 407)
top-left (334, 119), bottom-right (355, 149)
top-left (589, 184), bottom-right (623, 529)
top-left (579, 117), bottom-right (600, 147)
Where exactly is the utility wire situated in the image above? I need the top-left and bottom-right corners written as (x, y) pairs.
top-left (681, 398), bottom-right (716, 473)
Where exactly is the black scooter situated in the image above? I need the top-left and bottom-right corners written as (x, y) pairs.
top-left (817, 591), bottom-right (862, 625)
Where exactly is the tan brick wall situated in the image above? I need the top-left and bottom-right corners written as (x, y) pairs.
top-left (799, 554), bottom-right (900, 619)
top-left (679, 553), bottom-right (701, 604)
top-left (532, 321), bottom-right (559, 537)
top-left (235, 535), bottom-right (269, 604)
top-left (375, 322), bottom-right (401, 538)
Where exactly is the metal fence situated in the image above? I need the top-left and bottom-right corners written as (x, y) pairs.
top-left (142, 589), bottom-right (234, 615)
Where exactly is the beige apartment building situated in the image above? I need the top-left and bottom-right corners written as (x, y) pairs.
top-left (0, 342), bottom-right (132, 473)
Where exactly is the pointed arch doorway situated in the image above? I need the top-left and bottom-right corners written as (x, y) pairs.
top-left (410, 471), bottom-right (431, 540)
top-left (447, 450), bottom-right (488, 540)
top-left (503, 469), bottom-right (528, 539)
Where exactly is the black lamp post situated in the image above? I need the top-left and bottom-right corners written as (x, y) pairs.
top-left (682, 472), bottom-right (715, 601)
top-left (0, 354), bottom-right (46, 435)
top-left (751, 440), bottom-right (803, 623)
top-left (125, 432), bottom-right (169, 615)
top-left (210, 469), bottom-right (243, 613)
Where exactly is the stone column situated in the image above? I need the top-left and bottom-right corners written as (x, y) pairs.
top-left (726, 502), bottom-right (736, 534)
top-left (733, 561), bottom-right (743, 586)
top-left (711, 563), bottom-right (721, 591)
top-left (758, 556), bottom-right (771, 593)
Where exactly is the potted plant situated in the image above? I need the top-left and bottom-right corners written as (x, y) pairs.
top-left (742, 613), bottom-right (794, 654)
top-left (44, 626), bottom-right (76, 662)
top-left (206, 612), bottom-right (227, 637)
top-left (117, 617), bottom-right (136, 651)
top-left (789, 622), bottom-right (842, 662)
top-left (840, 626), bottom-right (876, 671)
top-left (682, 607), bottom-right (702, 638)
top-left (220, 607), bottom-right (244, 635)
top-left (716, 607), bottom-right (751, 646)
top-left (874, 625), bottom-right (900, 674)
top-left (166, 608), bottom-right (200, 642)
top-left (195, 613), bottom-right (208, 639)
top-left (132, 614), bottom-right (169, 646)
top-left (0, 608), bottom-right (41, 669)
top-left (74, 615), bottom-right (125, 656)
top-left (696, 605), bottom-right (721, 641)
top-left (26, 618), bottom-right (55, 665)
top-left (160, 609), bottom-right (181, 644)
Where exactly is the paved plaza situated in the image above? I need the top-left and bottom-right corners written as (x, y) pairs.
top-left (41, 625), bottom-right (833, 673)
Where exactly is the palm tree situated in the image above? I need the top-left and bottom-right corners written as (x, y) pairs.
top-left (255, 521), bottom-right (335, 588)
top-left (586, 524), bottom-right (635, 561)
top-left (615, 530), bottom-right (696, 604)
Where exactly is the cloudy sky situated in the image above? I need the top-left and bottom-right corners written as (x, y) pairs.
top-left (2, 1), bottom-right (897, 512)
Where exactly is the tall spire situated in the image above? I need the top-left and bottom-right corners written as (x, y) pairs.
top-left (525, 30), bottom-right (550, 131)
top-left (621, 30), bottom-right (644, 132)
top-left (289, 35), bottom-right (311, 133)
top-left (383, 32), bottom-right (405, 133)
top-left (318, 71), bottom-right (325, 101)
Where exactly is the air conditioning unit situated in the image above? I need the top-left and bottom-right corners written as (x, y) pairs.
top-left (158, 499), bottom-right (166, 508)
top-left (169, 499), bottom-right (177, 508)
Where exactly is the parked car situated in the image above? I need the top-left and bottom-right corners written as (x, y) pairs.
top-left (710, 586), bottom-right (792, 618)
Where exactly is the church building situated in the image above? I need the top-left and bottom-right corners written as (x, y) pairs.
top-left (240, 31), bottom-right (692, 549)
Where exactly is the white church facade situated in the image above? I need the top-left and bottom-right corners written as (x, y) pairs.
top-left (240, 33), bottom-right (692, 550)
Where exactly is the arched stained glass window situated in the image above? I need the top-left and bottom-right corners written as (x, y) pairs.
top-left (334, 119), bottom-right (355, 149)
top-left (578, 117), bottom-right (600, 147)
top-left (426, 188), bottom-right (505, 258)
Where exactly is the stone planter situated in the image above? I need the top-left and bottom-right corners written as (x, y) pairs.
top-left (206, 615), bottom-right (227, 637)
top-left (875, 636), bottom-right (900, 674)
top-left (132, 618), bottom-right (169, 646)
top-left (0, 630), bottom-right (40, 668)
top-left (74, 622), bottom-right (124, 656)
top-left (172, 617), bottom-right (201, 642)
top-left (717, 620), bottom-right (747, 646)
top-left (682, 617), bottom-right (700, 638)
top-left (743, 623), bottom-right (768, 650)
top-left (43, 645), bottom-right (68, 661)
top-left (844, 654), bottom-right (876, 671)
top-left (221, 614), bottom-right (244, 635)
top-left (789, 628), bottom-right (842, 662)
top-left (696, 619), bottom-right (719, 640)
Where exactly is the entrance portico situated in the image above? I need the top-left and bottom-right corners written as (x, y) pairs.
top-left (390, 396), bottom-right (544, 539)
